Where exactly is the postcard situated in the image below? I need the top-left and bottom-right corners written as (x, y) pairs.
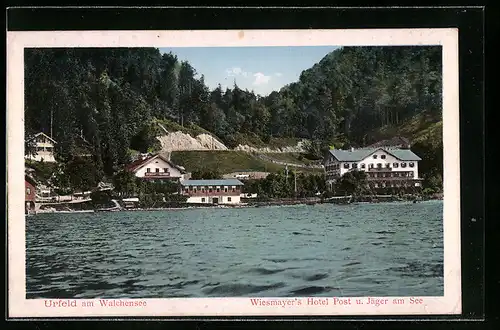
top-left (7, 28), bottom-right (460, 318)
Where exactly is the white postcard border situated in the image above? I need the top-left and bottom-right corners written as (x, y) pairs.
top-left (7, 28), bottom-right (460, 317)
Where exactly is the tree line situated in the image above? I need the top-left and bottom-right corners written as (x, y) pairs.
top-left (25, 46), bottom-right (442, 189)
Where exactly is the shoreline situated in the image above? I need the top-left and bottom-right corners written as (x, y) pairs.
top-left (32, 196), bottom-right (442, 215)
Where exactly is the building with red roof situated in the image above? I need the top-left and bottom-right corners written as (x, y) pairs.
top-left (125, 153), bottom-right (186, 182)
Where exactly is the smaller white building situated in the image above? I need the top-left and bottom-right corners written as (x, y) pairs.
top-left (180, 179), bottom-right (245, 204)
top-left (125, 154), bottom-right (186, 182)
top-left (25, 132), bottom-right (57, 162)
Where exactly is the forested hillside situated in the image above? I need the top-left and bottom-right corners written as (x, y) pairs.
top-left (25, 46), bottom-right (442, 182)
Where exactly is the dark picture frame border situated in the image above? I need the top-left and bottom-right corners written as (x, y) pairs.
top-left (6, 5), bottom-right (486, 327)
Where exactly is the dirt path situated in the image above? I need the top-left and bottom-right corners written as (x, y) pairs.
top-left (253, 153), bottom-right (323, 169)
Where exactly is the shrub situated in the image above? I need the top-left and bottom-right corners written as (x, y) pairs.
top-left (422, 187), bottom-right (435, 195)
top-left (91, 190), bottom-right (112, 208)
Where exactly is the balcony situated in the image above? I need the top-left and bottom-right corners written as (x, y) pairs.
top-left (144, 172), bottom-right (171, 177)
top-left (367, 176), bottom-right (422, 181)
top-left (367, 167), bottom-right (393, 172)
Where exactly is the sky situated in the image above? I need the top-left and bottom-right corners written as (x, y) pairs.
top-left (159, 46), bottom-right (339, 96)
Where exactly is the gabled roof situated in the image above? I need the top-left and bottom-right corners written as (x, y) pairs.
top-left (386, 149), bottom-right (421, 161)
top-left (29, 132), bottom-right (57, 144)
top-left (181, 179), bottom-right (244, 186)
top-left (328, 147), bottom-right (421, 162)
top-left (328, 148), bottom-right (377, 162)
top-left (124, 154), bottom-right (186, 173)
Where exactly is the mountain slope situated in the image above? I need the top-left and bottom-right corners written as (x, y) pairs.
top-left (24, 46), bottom-right (443, 184)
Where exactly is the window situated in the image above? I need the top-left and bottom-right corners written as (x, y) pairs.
top-left (393, 163), bottom-right (399, 168)
top-left (369, 164), bottom-right (374, 169)
top-left (361, 163), bottom-right (366, 169)
top-left (155, 168), bottom-right (160, 173)
top-left (377, 163), bottom-right (382, 168)
top-left (386, 163), bottom-right (391, 168)
top-left (409, 172), bottom-right (414, 177)
top-left (209, 188), bottom-right (213, 193)
top-left (381, 155), bottom-right (386, 159)
top-left (401, 163), bottom-right (407, 168)
top-left (224, 187), bottom-right (228, 193)
top-left (201, 198), bottom-right (206, 203)
top-left (373, 155), bottom-right (378, 159)
top-left (194, 188), bottom-right (197, 193)
top-left (146, 168), bottom-right (151, 172)
top-left (201, 188), bottom-right (205, 193)
top-left (352, 163), bottom-right (358, 169)
top-left (232, 187), bottom-right (236, 192)
top-left (228, 197), bottom-right (232, 202)
top-left (27, 188), bottom-right (31, 195)
top-left (185, 188), bottom-right (189, 193)
top-left (189, 186), bottom-right (193, 191)
top-left (409, 162), bottom-right (415, 167)
top-left (344, 163), bottom-right (350, 169)
top-left (216, 188), bottom-right (220, 193)
top-left (164, 168), bottom-right (169, 172)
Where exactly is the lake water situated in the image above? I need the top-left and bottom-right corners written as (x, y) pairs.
top-left (26, 201), bottom-right (443, 298)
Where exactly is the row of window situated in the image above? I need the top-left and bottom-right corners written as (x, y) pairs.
top-left (326, 171), bottom-right (414, 180)
top-left (372, 154), bottom-right (386, 159)
top-left (37, 138), bottom-right (52, 144)
top-left (342, 162), bottom-right (415, 169)
top-left (201, 197), bottom-right (232, 203)
top-left (35, 147), bottom-right (54, 152)
top-left (368, 171), bottom-right (414, 178)
top-left (146, 168), bottom-right (169, 173)
top-left (372, 182), bottom-right (412, 188)
top-left (185, 186), bottom-right (239, 193)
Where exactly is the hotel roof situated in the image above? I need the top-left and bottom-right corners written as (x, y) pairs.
top-left (328, 148), bottom-right (421, 162)
top-left (180, 179), bottom-right (244, 186)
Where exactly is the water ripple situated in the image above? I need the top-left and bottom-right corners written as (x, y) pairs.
top-left (26, 202), bottom-right (444, 298)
